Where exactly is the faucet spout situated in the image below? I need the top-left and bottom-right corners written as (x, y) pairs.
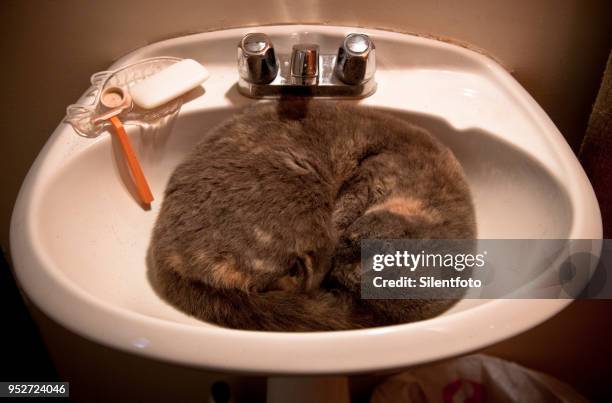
top-left (290, 44), bottom-right (320, 86)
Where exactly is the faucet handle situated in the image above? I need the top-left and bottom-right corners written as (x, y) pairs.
top-left (237, 33), bottom-right (279, 84)
top-left (335, 33), bottom-right (376, 85)
top-left (290, 44), bottom-right (320, 86)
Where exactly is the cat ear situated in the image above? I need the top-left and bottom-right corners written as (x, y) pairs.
top-left (265, 255), bottom-right (314, 292)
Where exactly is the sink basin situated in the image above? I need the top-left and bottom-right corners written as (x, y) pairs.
top-left (10, 25), bottom-right (601, 374)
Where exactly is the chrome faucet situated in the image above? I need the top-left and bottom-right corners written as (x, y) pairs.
top-left (237, 33), bottom-right (278, 85)
top-left (237, 32), bottom-right (376, 98)
top-left (290, 44), bottom-right (319, 86)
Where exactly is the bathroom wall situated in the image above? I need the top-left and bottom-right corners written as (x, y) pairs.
top-left (1, 0), bottom-right (610, 252)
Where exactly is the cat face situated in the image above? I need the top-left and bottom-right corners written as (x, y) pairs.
top-left (265, 253), bottom-right (320, 292)
top-left (248, 219), bottom-right (336, 293)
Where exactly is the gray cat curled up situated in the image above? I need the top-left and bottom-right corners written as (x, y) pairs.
top-left (150, 100), bottom-right (476, 331)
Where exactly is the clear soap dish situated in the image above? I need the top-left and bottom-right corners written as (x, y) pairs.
top-left (65, 57), bottom-right (184, 138)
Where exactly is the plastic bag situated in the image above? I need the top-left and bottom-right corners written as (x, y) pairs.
top-left (371, 354), bottom-right (588, 403)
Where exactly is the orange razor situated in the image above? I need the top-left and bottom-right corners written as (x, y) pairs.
top-left (98, 86), bottom-right (154, 206)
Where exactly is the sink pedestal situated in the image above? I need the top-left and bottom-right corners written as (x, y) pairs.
top-left (266, 376), bottom-right (349, 403)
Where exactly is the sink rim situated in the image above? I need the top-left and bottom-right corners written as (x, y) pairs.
top-left (10, 24), bottom-right (602, 374)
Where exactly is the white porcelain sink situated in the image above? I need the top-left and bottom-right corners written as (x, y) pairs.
top-left (10, 25), bottom-right (601, 375)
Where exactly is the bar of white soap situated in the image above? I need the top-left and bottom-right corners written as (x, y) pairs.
top-left (129, 59), bottom-right (209, 109)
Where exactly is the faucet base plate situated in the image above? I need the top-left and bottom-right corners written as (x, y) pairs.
top-left (237, 54), bottom-right (376, 99)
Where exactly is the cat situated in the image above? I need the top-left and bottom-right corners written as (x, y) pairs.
top-left (149, 100), bottom-right (476, 331)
